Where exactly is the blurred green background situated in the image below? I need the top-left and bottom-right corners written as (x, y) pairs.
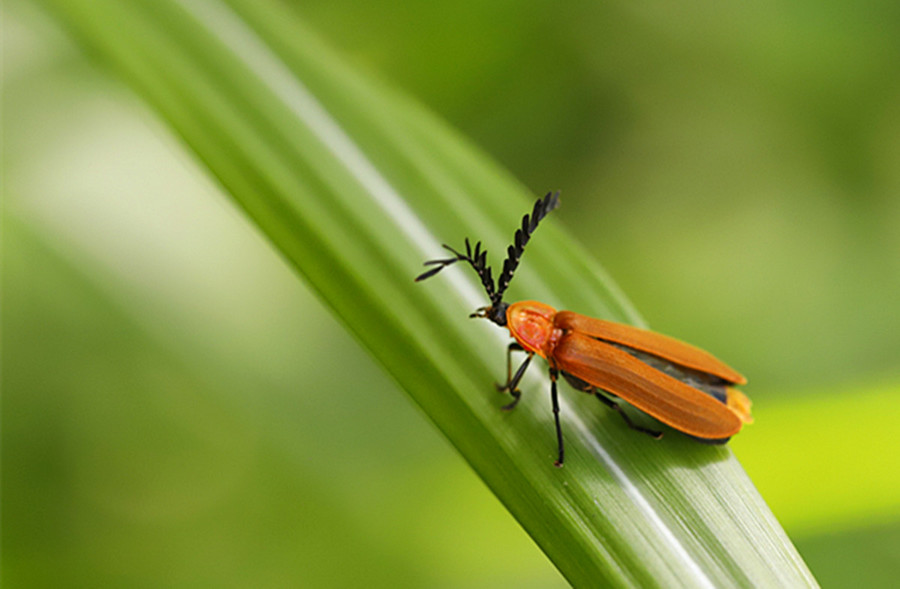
top-left (4, 0), bottom-right (899, 586)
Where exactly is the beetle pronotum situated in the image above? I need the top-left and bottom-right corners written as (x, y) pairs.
top-left (416, 193), bottom-right (752, 466)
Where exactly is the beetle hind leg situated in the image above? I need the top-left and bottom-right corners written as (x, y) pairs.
top-left (591, 390), bottom-right (663, 439)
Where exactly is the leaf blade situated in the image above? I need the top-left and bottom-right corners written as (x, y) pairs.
top-left (32, 0), bottom-right (818, 585)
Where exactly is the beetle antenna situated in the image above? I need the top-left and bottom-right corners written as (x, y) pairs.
top-left (494, 191), bottom-right (560, 304)
top-left (415, 192), bottom-right (559, 314)
top-left (415, 237), bottom-right (498, 302)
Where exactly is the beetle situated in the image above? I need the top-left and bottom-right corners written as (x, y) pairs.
top-left (416, 192), bottom-right (752, 466)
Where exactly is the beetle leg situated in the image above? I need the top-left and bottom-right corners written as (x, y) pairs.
top-left (549, 368), bottom-right (565, 467)
top-left (497, 343), bottom-right (524, 390)
top-left (592, 389), bottom-right (663, 439)
top-left (497, 343), bottom-right (532, 411)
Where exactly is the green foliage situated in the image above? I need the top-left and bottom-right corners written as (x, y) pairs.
top-left (9, 0), bottom-right (898, 586)
top-left (13, 0), bottom-right (817, 585)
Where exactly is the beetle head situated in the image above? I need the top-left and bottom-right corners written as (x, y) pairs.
top-left (469, 302), bottom-right (509, 327)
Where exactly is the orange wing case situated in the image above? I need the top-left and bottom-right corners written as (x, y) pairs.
top-left (554, 311), bottom-right (747, 385)
top-left (553, 332), bottom-right (743, 439)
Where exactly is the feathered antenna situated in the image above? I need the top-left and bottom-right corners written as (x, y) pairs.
top-left (495, 191), bottom-right (560, 304)
top-left (415, 237), bottom-right (498, 302)
top-left (416, 192), bottom-right (560, 324)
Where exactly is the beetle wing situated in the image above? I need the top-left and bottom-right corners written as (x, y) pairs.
top-left (554, 311), bottom-right (746, 385)
top-left (554, 332), bottom-right (743, 439)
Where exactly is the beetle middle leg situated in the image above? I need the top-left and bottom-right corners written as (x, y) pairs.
top-left (549, 368), bottom-right (565, 467)
top-left (496, 342), bottom-right (533, 410)
top-left (562, 372), bottom-right (663, 439)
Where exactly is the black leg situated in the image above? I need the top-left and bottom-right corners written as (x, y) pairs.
top-left (592, 390), bottom-right (663, 439)
top-left (550, 368), bottom-right (565, 467)
top-left (497, 343), bottom-right (532, 410)
top-left (497, 342), bottom-right (524, 389)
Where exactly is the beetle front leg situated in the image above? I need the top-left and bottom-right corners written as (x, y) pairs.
top-left (496, 343), bottom-right (533, 410)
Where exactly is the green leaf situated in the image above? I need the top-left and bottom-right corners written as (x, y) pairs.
top-left (734, 380), bottom-right (900, 537)
top-left (33, 0), bottom-right (817, 585)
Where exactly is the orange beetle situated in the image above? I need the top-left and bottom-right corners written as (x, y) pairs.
top-left (417, 193), bottom-right (752, 466)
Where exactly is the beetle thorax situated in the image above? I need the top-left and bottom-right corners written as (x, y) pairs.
top-left (506, 301), bottom-right (560, 359)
